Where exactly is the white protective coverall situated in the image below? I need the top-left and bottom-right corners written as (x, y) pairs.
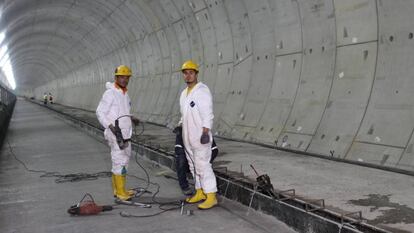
top-left (179, 82), bottom-right (217, 193)
top-left (96, 82), bottom-right (133, 175)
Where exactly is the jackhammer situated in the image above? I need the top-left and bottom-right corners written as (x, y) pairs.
top-left (113, 119), bottom-right (130, 150)
top-left (110, 115), bottom-right (136, 150)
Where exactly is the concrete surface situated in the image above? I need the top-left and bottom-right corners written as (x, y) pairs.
top-left (37, 99), bottom-right (414, 233)
top-left (1, 0), bottom-right (414, 174)
top-left (2, 0), bottom-right (414, 232)
top-left (0, 99), bottom-right (296, 233)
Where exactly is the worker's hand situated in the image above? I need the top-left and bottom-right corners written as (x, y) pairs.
top-left (109, 124), bottom-right (116, 134)
top-left (173, 126), bottom-right (182, 135)
top-left (200, 132), bottom-right (210, 144)
top-left (131, 116), bottom-right (140, 125)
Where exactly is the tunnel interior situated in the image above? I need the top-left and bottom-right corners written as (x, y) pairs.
top-left (1, 0), bottom-right (414, 173)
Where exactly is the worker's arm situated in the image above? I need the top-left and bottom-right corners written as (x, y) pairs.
top-left (198, 87), bottom-right (214, 144)
top-left (197, 87), bottom-right (214, 131)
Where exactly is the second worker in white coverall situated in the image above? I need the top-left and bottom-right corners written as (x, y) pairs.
top-left (179, 60), bottom-right (218, 209)
top-left (96, 65), bottom-right (140, 201)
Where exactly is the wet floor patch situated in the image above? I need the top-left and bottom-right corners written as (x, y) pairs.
top-left (348, 194), bottom-right (414, 225)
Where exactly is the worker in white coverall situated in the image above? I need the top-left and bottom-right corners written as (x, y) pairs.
top-left (96, 65), bottom-right (140, 201)
top-left (179, 60), bottom-right (218, 209)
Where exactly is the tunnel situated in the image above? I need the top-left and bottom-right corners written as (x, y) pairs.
top-left (1, 1), bottom-right (414, 233)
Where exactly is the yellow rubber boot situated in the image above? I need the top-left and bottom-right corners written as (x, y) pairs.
top-left (186, 189), bottom-right (206, 203)
top-left (112, 173), bottom-right (137, 197)
top-left (113, 174), bottom-right (133, 197)
top-left (122, 175), bottom-right (136, 197)
top-left (198, 193), bottom-right (218, 210)
top-left (122, 175), bottom-right (137, 197)
top-left (112, 174), bottom-right (116, 197)
top-left (114, 174), bottom-right (132, 201)
top-left (127, 189), bottom-right (136, 196)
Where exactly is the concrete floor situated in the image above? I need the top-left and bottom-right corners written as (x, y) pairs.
top-left (32, 99), bottom-right (414, 233)
top-left (0, 99), bottom-right (296, 233)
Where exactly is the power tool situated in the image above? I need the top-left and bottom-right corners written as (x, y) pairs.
top-left (67, 193), bottom-right (113, 216)
top-left (113, 119), bottom-right (131, 150)
top-left (114, 119), bottom-right (127, 149)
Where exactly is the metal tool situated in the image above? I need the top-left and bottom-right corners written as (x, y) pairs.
top-left (250, 164), bottom-right (276, 198)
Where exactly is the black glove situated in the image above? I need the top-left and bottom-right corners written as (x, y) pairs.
top-left (109, 124), bottom-right (116, 135)
top-left (173, 126), bottom-right (182, 135)
top-left (131, 117), bottom-right (140, 125)
top-left (200, 132), bottom-right (210, 144)
top-left (110, 120), bottom-right (127, 150)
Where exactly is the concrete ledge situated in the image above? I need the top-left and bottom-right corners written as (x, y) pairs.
top-left (216, 136), bottom-right (414, 177)
top-left (36, 101), bottom-right (389, 233)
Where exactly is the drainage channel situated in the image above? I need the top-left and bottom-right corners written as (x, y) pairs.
top-left (31, 99), bottom-right (389, 233)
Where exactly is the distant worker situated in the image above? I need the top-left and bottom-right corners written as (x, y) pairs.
top-left (179, 60), bottom-right (218, 209)
top-left (43, 92), bottom-right (48, 105)
top-left (96, 65), bottom-right (140, 201)
top-left (173, 125), bottom-right (219, 196)
top-left (48, 93), bottom-right (54, 104)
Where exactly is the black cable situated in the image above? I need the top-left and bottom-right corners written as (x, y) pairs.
top-left (118, 123), bottom-right (182, 218)
top-left (119, 205), bottom-right (180, 218)
top-left (130, 124), bottom-right (182, 209)
top-left (115, 114), bottom-right (145, 138)
top-left (6, 141), bottom-right (111, 183)
top-left (136, 120), bottom-right (144, 137)
top-left (8, 114), bottom-right (180, 217)
top-left (115, 114), bottom-right (132, 121)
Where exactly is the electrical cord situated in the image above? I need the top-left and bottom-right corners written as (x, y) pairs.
top-left (7, 113), bottom-right (180, 217)
top-left (118, 118), bottom-right (182, 218)
top-left (114, 114), bottom-right (145, 137)
top-left (124, 133), bottom-right (217, 218)
top-left (6, 141), bottom-right (111, 183)
top-left (119, 205), bottom-right (179, 218)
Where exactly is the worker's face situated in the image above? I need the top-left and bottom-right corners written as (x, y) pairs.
top-left (182, 69), bottom-right (197, 85)
top-left (115, 75), bottom-right (130, 88)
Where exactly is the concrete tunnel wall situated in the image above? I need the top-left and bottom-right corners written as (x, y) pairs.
top-left (5, 0), bottom-right (414, 173)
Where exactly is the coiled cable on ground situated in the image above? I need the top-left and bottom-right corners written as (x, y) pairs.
top-left (7, 113), bottom-right (182, 217)
top-left (6, 141), bottom-right (111, 183)
top-left (119, 123), bottom-right (182, 218)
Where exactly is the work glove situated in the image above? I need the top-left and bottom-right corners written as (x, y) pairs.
top-left (173, 126), bottom-right (182, 135)
top-left (109, 121), bottom-right (127, 150)
top-left (131, 116), bottom-right (140, 125)
top-left (109, 124), bottom-right (116, 135)
top-left (200, 132), bottom-right (210, 144)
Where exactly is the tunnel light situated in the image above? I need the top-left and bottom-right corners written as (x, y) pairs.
top-left (2, 59), bottom-right (16, 89)
top-left (0, 44), bottom-right (16, 90)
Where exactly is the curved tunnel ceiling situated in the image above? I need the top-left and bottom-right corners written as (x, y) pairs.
top-left (2, 0), bottom-right (414, 173)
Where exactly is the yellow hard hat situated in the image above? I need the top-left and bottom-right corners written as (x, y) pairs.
top-left (181, 60), bottom-right (199, 72)
top-left (115, 65), bottom-right (132, 76)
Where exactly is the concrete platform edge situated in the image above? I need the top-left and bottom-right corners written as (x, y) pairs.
top-left (33, 100), bottom-right (392, 233)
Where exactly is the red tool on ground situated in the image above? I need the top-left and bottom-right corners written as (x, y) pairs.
top-left (67, 193), bottom-right (113, 216)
